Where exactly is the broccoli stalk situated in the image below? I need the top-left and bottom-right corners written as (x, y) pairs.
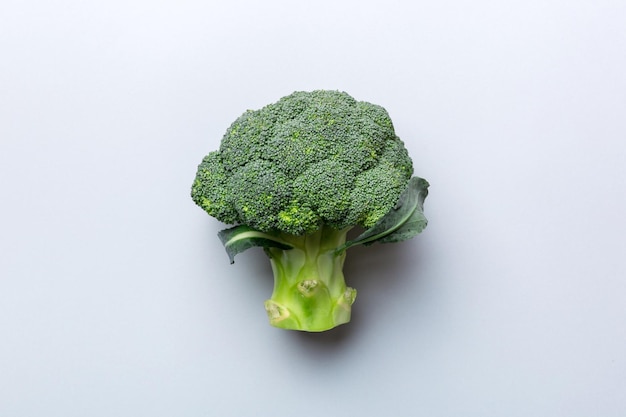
top-left (192, 90), bottom-right (429, 332)
top-left (217, 224), bottom-right (353, 331)
top-left (264, 226), bottom-right (354, 331)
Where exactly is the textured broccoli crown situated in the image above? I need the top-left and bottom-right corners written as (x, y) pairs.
top-left (191, 90), bottom-right (414, 235)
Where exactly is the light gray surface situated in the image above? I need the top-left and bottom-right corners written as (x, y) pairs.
top-left (1, 1), bottom-right (625, 416)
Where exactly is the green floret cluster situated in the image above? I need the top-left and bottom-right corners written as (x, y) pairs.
top-left (191, 90), bottom-right (413, 235)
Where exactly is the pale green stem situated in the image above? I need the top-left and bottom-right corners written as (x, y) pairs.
top-left (263, 225), bottom-right (357, 332)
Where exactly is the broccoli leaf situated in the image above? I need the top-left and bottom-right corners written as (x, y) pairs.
top-left (340, 176), bottom-right (429, 251)
top-left (218, 225), bottom-right (293, 264)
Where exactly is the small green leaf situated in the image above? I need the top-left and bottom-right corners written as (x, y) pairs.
top-left (218, 225), bottom-right (293, 264)
top-left (340, 176), bottom-right (429, 251)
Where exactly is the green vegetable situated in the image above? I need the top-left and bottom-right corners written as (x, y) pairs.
top-left (192, 90), bottom-right (429, 332)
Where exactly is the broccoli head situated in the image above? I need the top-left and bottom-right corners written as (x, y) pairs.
top-left (192, 90), bottom-right (429, 332)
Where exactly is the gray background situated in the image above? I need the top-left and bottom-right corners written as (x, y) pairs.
top-left (1, 1), bottom-right (625, 416)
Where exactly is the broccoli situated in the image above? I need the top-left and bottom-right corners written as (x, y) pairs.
top-left (192, 90), bottom-right (429, 332)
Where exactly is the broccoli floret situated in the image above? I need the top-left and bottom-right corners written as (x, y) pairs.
top-left (191, 90), bottom-right (429, 332)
